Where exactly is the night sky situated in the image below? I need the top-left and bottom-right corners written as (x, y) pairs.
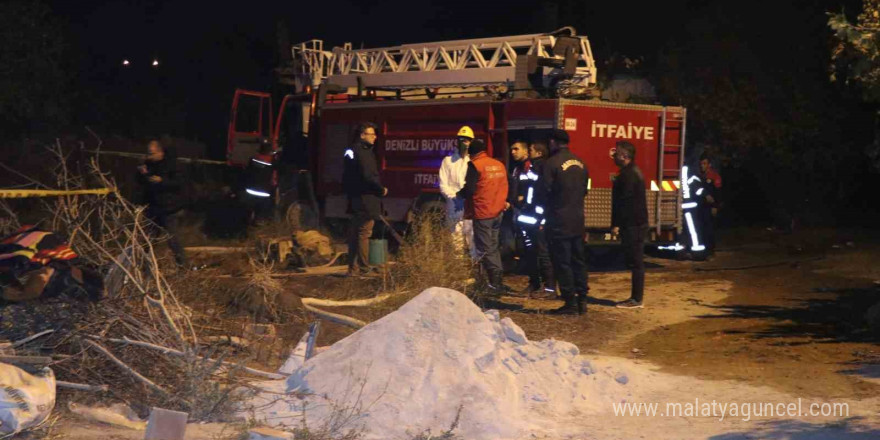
top-left (43, 0), bottom-right (862, 153)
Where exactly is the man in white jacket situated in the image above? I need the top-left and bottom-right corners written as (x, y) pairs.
top-left (439, 126), bottom-right (476, 257)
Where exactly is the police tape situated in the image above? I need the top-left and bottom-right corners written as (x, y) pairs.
top-left (0, 188), bottom-right (112, 198)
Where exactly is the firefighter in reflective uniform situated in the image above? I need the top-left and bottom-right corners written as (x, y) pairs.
top-left (514, 140), bottom-right (555, 297)
top-left (244, 142), bottom-right (277, 225)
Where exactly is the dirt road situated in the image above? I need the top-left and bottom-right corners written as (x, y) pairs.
top-left (52, 227), bottom-right (880, 438)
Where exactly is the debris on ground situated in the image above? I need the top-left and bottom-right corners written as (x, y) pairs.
top-left (0, 363), bottom-right (56, 435)
top-left (68, 402), bottom-right (146, 430)
top-left (0, 225), bottom-right (104, 304)
top-left (248, 426), bottom-right (295, 439)
top-left (144, 407), bottom-right (189, 440)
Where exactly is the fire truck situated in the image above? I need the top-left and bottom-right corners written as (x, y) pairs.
top-left (227, 27), bottom-right (686, 241)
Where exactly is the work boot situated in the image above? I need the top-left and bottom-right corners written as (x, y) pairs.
top-left (486, 272), bottom-right (512, 296)
top-left (576, 294), bottom-right (587, 315)
top-left (519, 283), bottom-right (542, 296)
top-left (616, 298), bottom-right (644, 309)
top-left (550, 294), bottom-right (579, 315)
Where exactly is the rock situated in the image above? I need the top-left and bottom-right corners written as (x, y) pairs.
top-left (615, 373), bottom-right (629, 385)
top-left (500, 317), bottom-right (528, 344)
top-left (580, 360), bottom-right (595, 375)
top-left (484, 309), bottom-right (500, 322)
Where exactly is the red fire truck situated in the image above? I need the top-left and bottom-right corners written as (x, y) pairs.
top-left (227, 28), bottom-right (686, 241)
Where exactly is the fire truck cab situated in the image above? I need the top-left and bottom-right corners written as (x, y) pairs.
top-left (227, 28), bottom-right (686, 240)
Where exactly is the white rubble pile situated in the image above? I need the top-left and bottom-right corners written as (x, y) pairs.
top-left (247, 287), bottom-right (636, 439)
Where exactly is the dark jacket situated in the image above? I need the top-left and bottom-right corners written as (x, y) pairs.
top-left (508, 160), bottom-right (530, 208)
top-left (137, 155), bottom-right (181, 216)
top-left (541, 148), bottom-right (588, 238)
top-left (698, 167), bottom-right (722, 211)
top-left (611, 162), bottom-right (648, 228)
top-left (342, 140), bottom-right (385, 219)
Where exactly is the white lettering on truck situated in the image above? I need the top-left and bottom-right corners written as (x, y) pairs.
top-left (385, 139), bottom-right (458, 152)
top-left (590, 121), bottom-right (654, 140)
top-left (414, 174), bottom-right (439, 186)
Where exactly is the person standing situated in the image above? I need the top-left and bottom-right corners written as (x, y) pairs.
top-left (611, 141), bottom-right (649, 309)
top-left (515, 140), bottom-right (555, 296)
top-left (244, 142), bottom-right (277, 225)
top-left (342, 122), bottom-right (387, 276)
top-left (137, 139), bottom-right (188, 268)
top-left (439, 126), bottom-right (475, 258)
top-left (542, 130), bottom-right (588, 315)
top-left (456, 139), bottom-right (509, 292)
top-left (698, 153), bottom-right (722, 254)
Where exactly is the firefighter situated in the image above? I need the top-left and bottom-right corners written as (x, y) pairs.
top-left (541, 129), bottom-right (588, 315)
top-left (244, 142), bottom-right (277, 225)
top-left (439, 126), bottom-right (475, 258)
top-left (456, 139), bottom-right (509, 292)
top-left (136, 139), bottom-right (188, 268)
top-left (698, 153), bottom-right (722, 254)
top-left (611, 141), bottom-right (648, 309)
top-left (514, 140), bottom-right (555, 297)
top-left (506, 139), bottom-right (529, 274)
top-left (342, 122), bottom-right (387, 276)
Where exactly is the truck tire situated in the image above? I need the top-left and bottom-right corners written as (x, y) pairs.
top-left (286, 201), bottom-right (319, 231)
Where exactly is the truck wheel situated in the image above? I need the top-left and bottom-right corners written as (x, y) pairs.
top-left (286, 201), bottom-right (318, 231)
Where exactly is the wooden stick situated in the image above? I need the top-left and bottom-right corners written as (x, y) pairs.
top-left (9, 329), bottom-right (55, 348)
top-left (56, 381), bottom-right (109, 393)
top-left (300, 303), bottom-right (366, 329)
top-left (0, 355), bottom-right (53, 365)
top-left (96, 337), bottom-right (284, 380)
top-left (300, 294), bottom-right (391, 308)
top-left (183, 246), bottom-right (250, 253)
top-left (83, 340), bottom-right (170, 397)
top-left (378, 216), bottom-right (404, 244)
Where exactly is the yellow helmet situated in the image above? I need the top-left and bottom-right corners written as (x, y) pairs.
top-left (457, 126), bottom-right (475, 139)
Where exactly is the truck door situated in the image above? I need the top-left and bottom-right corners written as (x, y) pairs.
top-left (227, 89), bottom-right (273, 166)
top-left (273, 94), bottom-right (312, 170)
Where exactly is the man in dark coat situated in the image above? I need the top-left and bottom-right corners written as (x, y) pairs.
top-left (542, 129), bottom-right (589, 315)
top-left (697, 153), bottom-right (723, 254)
top-left (342, 122), bottom-right (387, 276)
top-left (611, 141), bottom-right (648, 309)
top-left (137, 139), bottom-right (188, 267)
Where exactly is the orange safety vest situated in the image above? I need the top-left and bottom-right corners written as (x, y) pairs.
top-left (466, 152), bottom-right (508, 220)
